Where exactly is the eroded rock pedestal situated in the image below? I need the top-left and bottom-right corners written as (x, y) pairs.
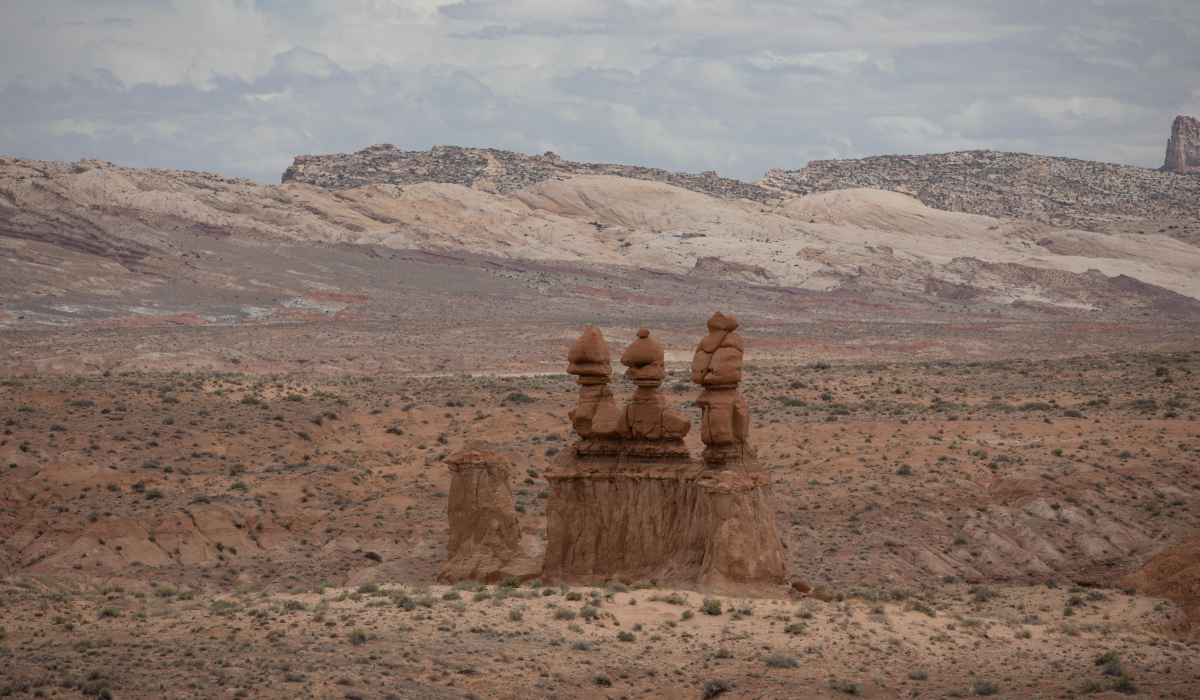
top-left (546, 317), bottom-right (785, 590)
top-left (438, 441), bottom-right (544, 584)
top-left (688, 313), bottom-right (785, 586)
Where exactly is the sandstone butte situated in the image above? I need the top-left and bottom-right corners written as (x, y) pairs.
top-left (1162, 115), bottom-right (1200, 173)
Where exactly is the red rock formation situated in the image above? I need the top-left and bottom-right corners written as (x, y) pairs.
top-left (566, 325), bottom-right (621, 438)
top-left (1163, 115), bottom-right (1200, 173)
top-left (438, 441), bottom-right (543, 584)
top-left (545, 314), bottom-right (784, 592)
top-left (616, 327), bottom-right (690, 441)
top-left (688, 312), bottom-right (786, 583)
top-left (692, 312), bottom-right (750, 449)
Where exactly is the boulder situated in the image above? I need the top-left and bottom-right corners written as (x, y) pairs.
top-left (567, 324), bottom-right (613, 377)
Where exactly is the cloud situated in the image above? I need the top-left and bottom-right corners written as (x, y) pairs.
top-left (0, 0), bottom-right (1196, 184)
top-left (62, 17), bottom-right (139, 28)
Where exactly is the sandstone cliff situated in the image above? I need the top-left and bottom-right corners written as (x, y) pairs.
top-left (1162, 115), bottom-right (1200, 173)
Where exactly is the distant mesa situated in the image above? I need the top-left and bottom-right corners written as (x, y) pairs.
top-left (281, 143), bottom-right (772, 202)
top-left (1162, 115), bottom-right (1200, 173)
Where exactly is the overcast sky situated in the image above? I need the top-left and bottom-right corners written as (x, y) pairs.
top-left (1, 0), bottom-right (1197, 184)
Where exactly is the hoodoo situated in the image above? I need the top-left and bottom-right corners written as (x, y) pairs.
top-left (565, 324), bottom-right (621, 438)
top-left (687, 312), bottom-right (786, 584)
top-left (616, 327), bottom-right (691, 441)
top-left (544, 315), bottom-right (785, 590)
top-left (437, 441), bottom-right (544, 584)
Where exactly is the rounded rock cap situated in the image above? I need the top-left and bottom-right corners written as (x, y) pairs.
top-left (620, 328), bottom-right (663, 367)
top-left (706, 312), bottom-right (739, 332)
top-left (567, 324), bottom-right (613, 376)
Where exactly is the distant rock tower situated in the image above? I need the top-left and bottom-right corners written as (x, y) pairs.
top-left (1162, 115), bottom-right (1200, 173)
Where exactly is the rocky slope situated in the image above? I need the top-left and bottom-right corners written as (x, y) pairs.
top-left (3, 147), bottom-right (1200, 375)
top-left (1163, 115), bottom-right (1200, 173)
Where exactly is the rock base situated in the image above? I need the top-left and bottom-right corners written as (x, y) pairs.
top-left (545, 438), bottom-right (785, 590)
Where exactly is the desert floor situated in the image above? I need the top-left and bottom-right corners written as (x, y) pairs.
top-left (2, 348), bottom-right (1200, 698)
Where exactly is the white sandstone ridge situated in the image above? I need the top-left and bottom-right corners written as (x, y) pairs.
top-left (1, 154), bottom-right (1198, 311)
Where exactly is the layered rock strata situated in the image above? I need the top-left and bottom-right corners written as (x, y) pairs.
top-left (546, 317), bottom-right (785, 590)
top-left (438, 441), bottom-right (544, 584)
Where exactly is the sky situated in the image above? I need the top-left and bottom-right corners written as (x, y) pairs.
top-left (1, 0), bottom-right (1197, 184)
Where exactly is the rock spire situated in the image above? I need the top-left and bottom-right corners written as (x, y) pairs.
top-left (1163, 115), bottom-right (1200, 173)
top-left (565, 325), bottom-right (621, 438)
top-left (691, 312), bottom-right (751, 462)
top-left (617, 327), bottom-right (690, 440)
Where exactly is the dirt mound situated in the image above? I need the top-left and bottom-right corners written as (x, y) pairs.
top-left (1118, 534), bottom-right (1200, 630)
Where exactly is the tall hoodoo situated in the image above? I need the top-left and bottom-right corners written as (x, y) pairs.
top-left (691, 312), bottom-right (750, 456)
top-left (566, 325), bottom-right (621, 438)
top-left (686, 312), bottom-right (786, 585)
top-left (617, 327), bottom-right (690, 440)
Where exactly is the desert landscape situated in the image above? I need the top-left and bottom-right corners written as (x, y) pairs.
top-left (1, 115), bottom-right (1200, 699)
